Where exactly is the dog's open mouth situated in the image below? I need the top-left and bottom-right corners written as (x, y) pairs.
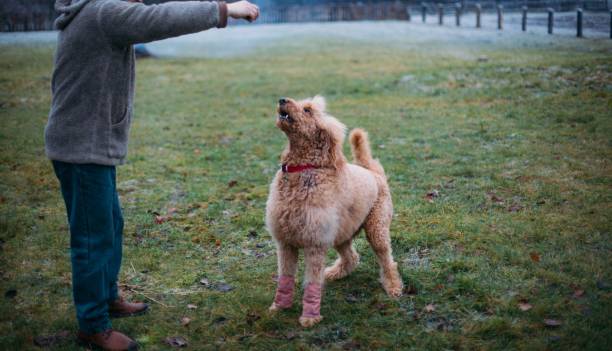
top-left (278, 109), bottom-right (293, 123)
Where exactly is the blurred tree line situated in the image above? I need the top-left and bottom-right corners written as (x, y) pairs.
top-left (1, 0), bottom-right (609, 32)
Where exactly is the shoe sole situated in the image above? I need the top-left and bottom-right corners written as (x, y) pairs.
top-left (109, 306), bottom-right (149, 319)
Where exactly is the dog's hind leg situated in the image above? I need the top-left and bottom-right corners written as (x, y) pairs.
top-left (363, 189), bottom-right (403, 298)
top-left (269, 244), bottom-right (298, 312)
top-left (324, 240), bottom-right (360, 281)
top-left (299, 246), bottom-right (327, 327)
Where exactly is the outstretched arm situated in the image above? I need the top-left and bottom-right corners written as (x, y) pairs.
top-left (98, 0), bottom-right (258, 46)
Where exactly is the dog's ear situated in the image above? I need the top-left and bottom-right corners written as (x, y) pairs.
top-left (323, 115), bottom-right (346, 146)
top-left (311, 95), bottom-right (326, 112)
top-left (316, 115), bottom-right (346, 169)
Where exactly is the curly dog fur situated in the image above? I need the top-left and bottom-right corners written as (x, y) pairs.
top-left (266, 96), bottom-right (403, 327)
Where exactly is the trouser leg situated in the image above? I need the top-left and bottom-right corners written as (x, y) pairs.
top-left (108, 166), bottom-right (123, 303)
top-left (53, 161), bottom-right (116, 334)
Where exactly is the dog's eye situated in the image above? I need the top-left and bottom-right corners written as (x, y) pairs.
top-left (303, 107), bottom-right (311, 114)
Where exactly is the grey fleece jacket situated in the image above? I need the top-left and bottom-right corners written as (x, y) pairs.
top-left (45, 0), bottom-right (228, 165)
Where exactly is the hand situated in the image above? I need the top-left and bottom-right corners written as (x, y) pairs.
top-left (227, 1), bottom-right (259, 22)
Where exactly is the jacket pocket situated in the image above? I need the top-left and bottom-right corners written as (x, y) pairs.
top-left (108, 107), bottom-right (131, 159)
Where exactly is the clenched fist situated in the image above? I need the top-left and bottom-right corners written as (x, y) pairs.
top-left (227, 1), bottom-right (260, 22)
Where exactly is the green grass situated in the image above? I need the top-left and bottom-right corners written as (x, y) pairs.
top-left (0, 34), bottom-right (611, 350)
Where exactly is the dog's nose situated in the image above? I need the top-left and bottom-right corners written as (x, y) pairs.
top-left (278, 98), bottom-right (288, 105)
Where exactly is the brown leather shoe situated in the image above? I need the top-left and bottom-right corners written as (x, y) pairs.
top-left (77, 329), bottom-right (138, 351)
top-left (108, 296), bottom-right (149, 318)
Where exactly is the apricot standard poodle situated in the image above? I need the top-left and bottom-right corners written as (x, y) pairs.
top-left (265, 96), bottom-right (403, 327)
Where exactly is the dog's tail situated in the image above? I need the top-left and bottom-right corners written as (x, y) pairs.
top-left (349, 128), bottom-right (385, 176)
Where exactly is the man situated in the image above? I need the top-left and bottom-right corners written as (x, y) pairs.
top-left (45, 1), bottom-right (259, 350)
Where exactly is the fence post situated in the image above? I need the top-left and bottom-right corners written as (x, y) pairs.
top-left (438, 3), bottom-right (443, 25)
top-left (475, 4), bottom-right (481, 28)
top-left (577, 8), bottom-right (583, 37)
top-left (455, 3), bottom-right (461, 26)
top-left (547, 8), bottom-right (553, 34)
top-left (521, 6), bottom-right (527, 31)
top-left (497, 5), bottom-right (503, 30)
top-left (422, 2), bottom-right (426, 23)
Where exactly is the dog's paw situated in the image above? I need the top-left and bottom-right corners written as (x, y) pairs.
top-left (383, 279), bottom-right (404, 298)
top-left (268, 303), bottom-right (282, 313)
top-left (385, 285), bottom-right (403, 298)
top-left (299, 315), bottom-right (322, 327)
top-left (269, 302), bottom-right (292, 313)
top-left (324, 265), bottom-right (344, 281)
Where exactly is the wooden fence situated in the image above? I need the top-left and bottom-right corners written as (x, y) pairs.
top-left (405, 2), bottom-right (612, 37)
top-left (247, 0), bottom-right (610, 24)
top-left (1, 0), bottom-right (611, 37)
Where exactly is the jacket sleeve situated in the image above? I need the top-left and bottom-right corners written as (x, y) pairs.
top-left (97, 0), bottom-right (228, 46)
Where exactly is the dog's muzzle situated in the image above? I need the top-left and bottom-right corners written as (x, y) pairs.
top-left (278, 111), bottom-right (293, 123)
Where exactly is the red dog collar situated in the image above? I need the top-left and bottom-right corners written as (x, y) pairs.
top-left (281, 163), bottom-right (319, 173)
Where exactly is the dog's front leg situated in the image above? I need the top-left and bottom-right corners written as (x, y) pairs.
top-left (270, 244), bottom-right (298, 312)
top-left (299, 246), bottom-right (327, 327)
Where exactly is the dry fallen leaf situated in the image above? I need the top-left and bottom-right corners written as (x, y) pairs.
top-left (285, 331), bottom-right (298, 340)
top-left (529, 252), bottom-right (541, 263)
top-left (424, 190), bottom-right (439, 203)
top-left (165, 336), bottom-right (188, 348)
top-left (424, 304), bottom-right (436, 313)
top-left (544, 319), bottom-right (562, 328)
top-left (155, 215), bottom-right (168, 224)
top-left (518, 302), bottom-right (533, 311)
top-left (487, 192), bottom-right (505, 204)
top-left (572, 289), bottom-right (585, 298)
top-left (508, 203), bottom-right (524, 212)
